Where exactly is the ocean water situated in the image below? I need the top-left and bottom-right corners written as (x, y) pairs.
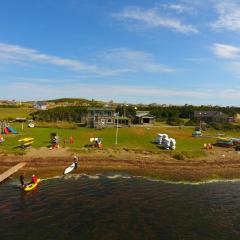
top-left (1, 173), bottom-right (240, 240)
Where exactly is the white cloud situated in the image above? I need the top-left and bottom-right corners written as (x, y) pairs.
top-left (218, 89), bottom-right (240, 99)
top-left (159, 3), bottom-right (194, 14)
top-left (212, 43), bottom-right (240, 59)
top-left (211, 1), bottom-right (240, 31)
top-left (2, 81), bottom-right (208, 101)
top-left (0, 43), bottom-right (118, 76)
top-left (99, 48), bottom-right (174, 73)
top-left (114, 7), bottom-right (199, 34)
top-left (0, 43), bottom-right (174, 76)
top-left (185, 57), bottom-right (209, 63)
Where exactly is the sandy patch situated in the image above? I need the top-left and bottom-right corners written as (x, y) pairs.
top-left (25, 147), bottom-right (73, 158)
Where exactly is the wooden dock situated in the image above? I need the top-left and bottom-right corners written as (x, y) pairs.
top-left (0, 162), bottom-right (26, 183)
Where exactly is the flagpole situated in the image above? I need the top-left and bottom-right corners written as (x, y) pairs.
top-left (115, 112), bottom-right (119, 144)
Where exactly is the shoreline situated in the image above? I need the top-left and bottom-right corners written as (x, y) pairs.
top-left (1, 147), bottom-right (240, 182)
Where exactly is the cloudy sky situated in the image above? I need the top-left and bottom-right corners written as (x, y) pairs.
top-left (1, 0), bottom-right (240, 105)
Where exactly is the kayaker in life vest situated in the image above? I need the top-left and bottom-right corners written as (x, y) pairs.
top-left (31, 174), bottom-right (38, 184)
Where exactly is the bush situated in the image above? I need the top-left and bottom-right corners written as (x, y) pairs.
top-left (35, 121), bottom-right (77, 129)
top-left (166, 118), bottom-right (185, 126)
top-left (173, 153), bottom-right (185, 160)
top-left (209, 122), bottom-right (240, 131)
top-left (184, 119), bottom-right (198, 126)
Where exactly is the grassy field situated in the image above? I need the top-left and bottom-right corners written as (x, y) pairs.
top-left (1, 122), bottom-right (240, 156)
top-left (0, 107), bottom-right (33, 119)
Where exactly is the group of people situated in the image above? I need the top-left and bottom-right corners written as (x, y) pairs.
top-left (63, 136), bottom-right (74, 145)
top-left (19, 155), bottom-right (78, 186)
top-left (203, 143), bottom-right (213, 150)
top-left (20, 174), bottom-right (38, 187)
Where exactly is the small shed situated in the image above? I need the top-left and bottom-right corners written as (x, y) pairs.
top-left (133, 111), bottom-right (155, 125)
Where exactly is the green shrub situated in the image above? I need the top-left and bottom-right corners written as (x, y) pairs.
top-left (166, 118), bottom-right (185, 126)
top-left (173, 153), bottom-right (185, 160)
top-left (209, 122), bottom-right (240, 131)
top-left (184, 119), bottom-right (197, 126)
top-left (35, 121), bottom-right (77, 129)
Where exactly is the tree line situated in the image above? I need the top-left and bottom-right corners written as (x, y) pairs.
top-left (117, 104), bottom-right (240, 120)
top-left (31, 104), bottom-right (240, 123)
top-left (31, 106), bottom-right (87, 122)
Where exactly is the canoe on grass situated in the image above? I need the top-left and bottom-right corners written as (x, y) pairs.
top-left (23, 179), bottom-right (41, 191)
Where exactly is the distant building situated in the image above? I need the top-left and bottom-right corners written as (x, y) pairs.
top-left (34, 101), bottom-right (48, 110)
top-left (15, 118), bottom-right (27, 122)
top-left (234, 113), bottom-right (240, 122)
top-left (133, 111), bottom-right (155, 125)
top-left (115, 116), bottom-right (130, 127)
top-left (0, 99), bottom-right (17, 105)
top-left (85, 108), bottom-right (115, 128)
top-left (193, 111), bottom-right (229, 123)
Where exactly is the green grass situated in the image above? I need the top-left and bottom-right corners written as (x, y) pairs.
top-left (0, 108), bottom-right (33, 120)
top-left (1, 123), bottom-right (240, 156)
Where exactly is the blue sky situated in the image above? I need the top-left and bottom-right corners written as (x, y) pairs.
top-left (1, 0), bottom-right (240, 105)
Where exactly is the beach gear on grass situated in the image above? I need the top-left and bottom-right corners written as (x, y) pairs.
top-left (7, 127), bottom-right (18, 134)
top-left (156, 133), bottom-right (176, 150)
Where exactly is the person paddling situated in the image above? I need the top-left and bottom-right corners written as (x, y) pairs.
top-left (73, 156), bottom-right (78, 169)
top-left (20, 174), bottom-right (25, 186)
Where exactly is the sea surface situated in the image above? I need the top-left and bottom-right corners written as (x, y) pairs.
top-left (1, 173), bottom-right (240, 240)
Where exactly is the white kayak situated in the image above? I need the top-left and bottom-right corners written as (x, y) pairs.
top-left (63, 162), bottom-right (76, 174)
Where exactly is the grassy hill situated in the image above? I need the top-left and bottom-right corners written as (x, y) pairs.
top-left (0, 108), bottom-right (33, 120)
top-left (46, 98), bottom-right (107, 107)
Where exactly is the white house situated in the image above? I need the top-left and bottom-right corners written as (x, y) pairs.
top-left (34, 101), bottom-right (48, 110)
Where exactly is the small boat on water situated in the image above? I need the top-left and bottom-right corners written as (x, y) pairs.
top-left (23, 179), bottom-right (41, 191)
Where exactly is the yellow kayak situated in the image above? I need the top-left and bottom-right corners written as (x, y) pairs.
top-left (18, 137), bottom-right (34, 142)
top-left (23, 179), bottom-right (41, 191)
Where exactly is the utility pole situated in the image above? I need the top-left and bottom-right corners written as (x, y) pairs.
top-left (115, 112), bottom-right (119, 144)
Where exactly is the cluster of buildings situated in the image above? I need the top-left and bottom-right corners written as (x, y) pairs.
top-left (193, 111), bottom-right (236, 123)
top-left (33, 102), bottom-right (156, 128)
top-left (32, 101), bottom-right (240, 128)
top-left (0, 100), bottom-right (19, 105)
top-left (83, 108), bottom-right (155, 128)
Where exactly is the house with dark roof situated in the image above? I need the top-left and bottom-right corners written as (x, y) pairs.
top-left (193, 111), bottom-right (229, 123)
top-left (133, 111), bottom-right (155, 125)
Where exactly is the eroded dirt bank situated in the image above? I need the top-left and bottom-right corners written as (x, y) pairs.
top-left (1, 147), bottom-right (240, 182)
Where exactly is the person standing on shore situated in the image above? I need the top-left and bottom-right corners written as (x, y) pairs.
top-left (74, 155), bottom-right (78, 169)
top-left (69, 136), bottom-right (74, 144)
